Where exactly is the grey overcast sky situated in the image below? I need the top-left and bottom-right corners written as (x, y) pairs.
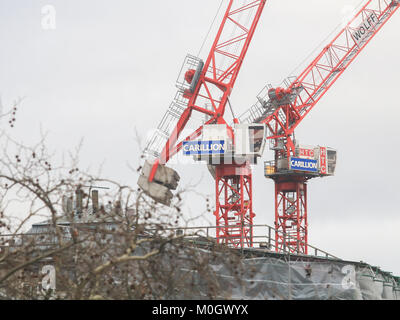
top-left (1, 0), bottom-right (400, 274)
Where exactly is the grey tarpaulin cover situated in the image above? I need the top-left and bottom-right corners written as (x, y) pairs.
top-left (23, 221), bottom-right (400, 300)
top-left (151, 245), bottom-right (400, 300)
top-left (203, 257), bottom-right (400, 300)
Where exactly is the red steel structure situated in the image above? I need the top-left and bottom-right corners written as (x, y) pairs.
top-left (214, 163), bottom-right (254, 248)
top-left (240, 0), bottom-right (400, 253)
top-left (147, 1), bottom-right (267, 247)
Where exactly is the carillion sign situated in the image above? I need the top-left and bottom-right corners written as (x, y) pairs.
top-left (290, 157), bottom-right (318, 173)
top-left (183, 140), bottom-right (226, 155)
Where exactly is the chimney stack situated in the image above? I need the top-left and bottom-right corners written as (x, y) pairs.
top-left (92, 190), bottom-right (99, 213)
top-left (62, 196), bottom-right (74, 215)
top-left (75, 189), bottom-right (83, 214)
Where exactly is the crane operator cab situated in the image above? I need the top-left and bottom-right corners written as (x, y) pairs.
top-left (265, 143), bottom-right (338, 178)
top-left (234, 123), bottom-right (267, 158)
top-left (191, 123), bottom-right (267, 165)
top-left (187, 123), bottom-right (267, 179)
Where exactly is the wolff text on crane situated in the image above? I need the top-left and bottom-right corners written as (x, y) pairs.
top-left (351, 11), bottom-right (379, 45)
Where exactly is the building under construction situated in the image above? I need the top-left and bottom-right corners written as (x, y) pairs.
top-left (1, 186), bottom-right (399, 299)
top-left (3, 218), bottom-right (400, 299)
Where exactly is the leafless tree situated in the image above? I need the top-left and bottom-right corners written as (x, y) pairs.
top-left (0, 96), bottom-right (21, 128)
top-left (0, 120), bottom-right (246, 300)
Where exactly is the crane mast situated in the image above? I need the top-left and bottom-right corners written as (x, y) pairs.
top-left (240, 0), bottom-right (400, 253)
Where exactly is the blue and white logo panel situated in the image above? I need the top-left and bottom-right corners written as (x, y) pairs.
top-left (183, 140), bottom-right (226, 156)
top-left (290, 157), bottom-right (318, 173)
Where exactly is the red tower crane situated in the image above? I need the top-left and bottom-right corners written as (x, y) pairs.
top-left (139, 1), bottom-right (267, 247)
top-left (239, 0), bottom-right (400, 254)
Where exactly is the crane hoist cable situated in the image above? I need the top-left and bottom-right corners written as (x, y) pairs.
top-left (197, 0), bottom-right (225, 57)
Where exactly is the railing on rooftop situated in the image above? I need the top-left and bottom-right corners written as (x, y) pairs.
top-left (147, 224), bottom-right (340, 260)
top-left (0, 223), bottom-right (339, 260)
